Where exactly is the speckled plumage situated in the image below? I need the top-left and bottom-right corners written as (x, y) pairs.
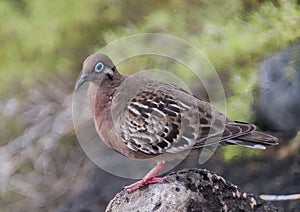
top-left (75, 52), bottom-right (279, 191)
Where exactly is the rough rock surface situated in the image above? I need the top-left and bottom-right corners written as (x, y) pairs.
top-left (106, 168), bottom-right (279, 212)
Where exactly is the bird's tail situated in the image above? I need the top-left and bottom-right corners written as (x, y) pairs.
top-left (225, 131), bottom-right (279, 150)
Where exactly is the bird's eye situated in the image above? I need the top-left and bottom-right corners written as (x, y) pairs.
top-left (94, 62), bottom-right (104, 73)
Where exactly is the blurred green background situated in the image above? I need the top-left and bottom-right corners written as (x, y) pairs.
top-left (0, 0), bottom-right (299, 211)
top-left (1, 0), bottom-right (299, 116)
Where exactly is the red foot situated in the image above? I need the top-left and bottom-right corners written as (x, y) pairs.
top-left (124, 177), bottom-right (164, 192)
top-left (124, 161), bottom-right (165, 192)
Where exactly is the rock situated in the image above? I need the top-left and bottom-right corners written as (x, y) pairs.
top-left (106, 168), bottom-right (279, 212)
top-left (254, 40), bottom-right (300, 139)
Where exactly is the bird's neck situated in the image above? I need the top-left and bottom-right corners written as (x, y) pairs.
top-left (88, 72), bottom-right (125, 116)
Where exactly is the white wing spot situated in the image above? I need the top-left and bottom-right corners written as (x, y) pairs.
top-left (128, 106), bottom-right (141, 116)
top-left (131, 102), bottom-right (149, 109)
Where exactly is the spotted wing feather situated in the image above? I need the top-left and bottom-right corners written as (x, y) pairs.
top-left (113, 78), bottom-right (277, 156)
top-left (120, 87), bottom-right (198, 155)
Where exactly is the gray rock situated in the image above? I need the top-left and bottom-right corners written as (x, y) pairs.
top-left (106, 168), bottom-right (279, 212)
top-left (254, 40), bottom-right (300, 139)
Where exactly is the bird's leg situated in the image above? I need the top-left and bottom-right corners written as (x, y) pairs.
top-left (124, 161), bottom-right (165, 192)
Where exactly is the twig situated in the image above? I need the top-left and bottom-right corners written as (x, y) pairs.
top-left (260, 193), bottom-right (300, 201)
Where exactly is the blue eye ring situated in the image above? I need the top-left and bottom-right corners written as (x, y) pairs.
top-left (94, 62), bottom-right (104, 73)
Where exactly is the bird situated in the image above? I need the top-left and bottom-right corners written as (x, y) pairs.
top-left (75, 52), bottom-right (279, 192)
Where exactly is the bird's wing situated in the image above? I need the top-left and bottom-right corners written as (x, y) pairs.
top-left (112, 76), bottom-right (218, 155)
top-left (111, 76), bottom-right (265, 155)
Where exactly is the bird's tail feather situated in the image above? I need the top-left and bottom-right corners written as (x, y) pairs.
top-left (225, 131), bottom-right (279, 150)
top-left (225, 139), bottom-right (267, 150)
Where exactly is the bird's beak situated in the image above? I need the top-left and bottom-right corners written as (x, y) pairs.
top-left (75, 73), bottom-right (90, 91)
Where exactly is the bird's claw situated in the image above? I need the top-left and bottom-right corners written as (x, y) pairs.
top-left (124, 177), bottom-right (164, 192)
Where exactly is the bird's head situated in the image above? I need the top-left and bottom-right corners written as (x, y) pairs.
top-left (75, 53), bottom-right (115, 91)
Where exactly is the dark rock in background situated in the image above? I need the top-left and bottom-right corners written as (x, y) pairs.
top-left (254, 40), bottom-right (300, 139)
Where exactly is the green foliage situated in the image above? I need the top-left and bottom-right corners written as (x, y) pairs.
top-left (0, 0), bottom-right (99, 94)
top-left (222, 145), bottom-right (262, 161)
